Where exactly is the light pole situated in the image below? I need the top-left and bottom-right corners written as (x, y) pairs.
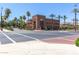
top-left (1, 7), bottom-right (3, 31)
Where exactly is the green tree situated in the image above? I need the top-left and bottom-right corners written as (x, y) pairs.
top-left (13, 17), bottom-right (17, 27)
top-left (18, 16), bottom-right (25, 29)
top-left (4, 8), bottom-right (11, 20)
top-left (2, 8), bottom-right (11, 29)
top-left (26, 11), bottom-right (31, 20)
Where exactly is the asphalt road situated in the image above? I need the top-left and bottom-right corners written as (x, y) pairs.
top-left (0, 29), bottom-right (79, 44)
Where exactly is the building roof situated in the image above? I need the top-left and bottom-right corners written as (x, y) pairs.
top-left (33, 14), bottom-right (46, 17)
top-left (26, 19), bottom-right (32, 23)
top-left (27, 19), bottom-right (32, 21)
top-left (46, 18), bottom-right (59, 21)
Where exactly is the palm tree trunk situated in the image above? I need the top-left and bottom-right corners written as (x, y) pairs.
top-left (28, 16), bottom-right (29, 20)
top-left (75, 11), bottom-right (77, 32)
top-left (52, 18), bottom-right (53, 30)
top-left (59, 18), bottom-right (60, 30)
top-left (64, 19), bottom-right (66, 30)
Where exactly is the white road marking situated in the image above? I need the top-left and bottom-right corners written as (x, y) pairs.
top-left (13, 32), bottom-right (39, 41)
top-left (1, 31), bottom-right (16, 44)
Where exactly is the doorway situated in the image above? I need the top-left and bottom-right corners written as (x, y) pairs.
top-left (33, 21), bottom-right (36, 29)
top-left (40, 21), bottom-right (44, 30)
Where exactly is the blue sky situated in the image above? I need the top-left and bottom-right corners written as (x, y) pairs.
top-left (0, 3), bottom-right (78, 23)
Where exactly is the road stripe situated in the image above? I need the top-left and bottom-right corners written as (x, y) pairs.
top-left (1, 31), bottom-right (16, 44)
top-left (13, 32), bottom-right (39, 41)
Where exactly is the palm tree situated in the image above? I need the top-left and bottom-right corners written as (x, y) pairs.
top-left (49, 14), bottom-right (55, 30)
top-left (56, 15), bottom-right (62, 30)
top-left (0, 7), bottom-right (3, 30)
top-left (14, 17), bottom-right (17, 21)
top-left (23, 15), bottom-right (26, 20)
top-left (22, 15), bottom-right (26, 29)
top-left (23, 15), bottom-right (26, 22)
top-left (63, 15), bottom-right (67, 30)
top-left (57, 15), bottom-right (62, 21)
top-left (49, 14), bottom-right (55, 19)
top-left (13, 17), bottom-right (17, 27)
top-left (72, 4), bottom-right (79, 32)
top-left (20, 16), bottom-right (22, 20)
top-left (4, 8), bottom-right (11, 20)
top-left (26, 11), bottom-right (31, 20)
top-left (2, 8), bottom-right (11, 29)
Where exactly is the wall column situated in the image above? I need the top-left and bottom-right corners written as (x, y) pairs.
top-left (36, 16), bottom-right (38, 30)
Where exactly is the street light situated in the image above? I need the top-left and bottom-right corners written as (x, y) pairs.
top-left (1, 7), bottom-right (3, 31)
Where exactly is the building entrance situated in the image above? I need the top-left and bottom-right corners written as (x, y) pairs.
top-left (40, 21), bottom-right (44, 30)
top-left (33, 21), bottom-right (36, 29)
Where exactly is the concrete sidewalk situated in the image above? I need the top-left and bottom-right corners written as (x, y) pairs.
top-left (0, 40), bottom-right (78, 55)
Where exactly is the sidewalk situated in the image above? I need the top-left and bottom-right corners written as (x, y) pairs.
top-left (0, 39), bottom-right (78, 55)
top-left (42, 34), bottom-right (79, 44)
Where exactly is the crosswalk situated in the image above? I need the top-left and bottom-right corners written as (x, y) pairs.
top-left (0, 29), bottom-right (79, 44)
top-left (0, 31), bottom-right (36, 44)
top-left (0, 32), bottom-right (12, 44)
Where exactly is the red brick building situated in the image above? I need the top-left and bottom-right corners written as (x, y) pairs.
top-left (26, 15), bottom-right (60, 30)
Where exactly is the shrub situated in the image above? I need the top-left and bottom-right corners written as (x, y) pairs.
top-left (4, 26), bottom-right (14, 31)
top-left (75, 38), bottom-right (79, 47)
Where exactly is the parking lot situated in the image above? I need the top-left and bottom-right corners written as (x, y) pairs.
top-left (0, 29), bottom-right (79, 44)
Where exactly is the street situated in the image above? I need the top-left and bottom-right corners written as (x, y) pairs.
top-left (0, 28), bottom-right (79, 44)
